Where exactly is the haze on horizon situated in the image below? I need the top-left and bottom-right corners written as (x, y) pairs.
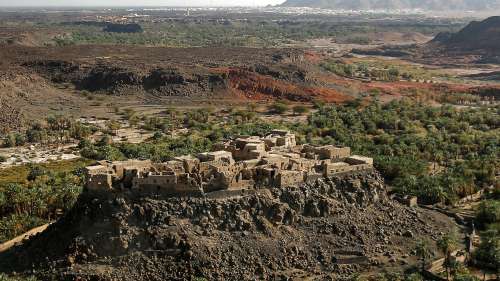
top-left (0, 0), bottom-right (286, 7)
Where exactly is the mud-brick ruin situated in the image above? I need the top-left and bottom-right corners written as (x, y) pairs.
top-left (84, 130), bottom-right (373, 196)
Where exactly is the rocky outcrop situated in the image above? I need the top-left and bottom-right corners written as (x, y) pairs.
top-left (0, 98), bottom-right (22, 134)
top-left (423, 16), bottom-right (500, 63)
top-left (431, 16), bottom-right (500, 54)
top-left (25, 61), bottom-right (228, 97)
top-left (0, 171), bottom-right (454, 280)
top-left (80, 66), bottom-right (143, 93)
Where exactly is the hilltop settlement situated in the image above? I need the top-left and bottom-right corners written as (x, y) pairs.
top-left (84, 130), bottom-right (373, 196)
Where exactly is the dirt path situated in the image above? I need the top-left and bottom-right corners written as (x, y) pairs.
top-left (0, 223), bottom-right (51, 253)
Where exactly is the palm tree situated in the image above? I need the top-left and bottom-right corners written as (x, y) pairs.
top-left (415, 239), bottom-right (432, 274)
top-left (106, 120), bottom-right (121, 136)
top-left (437, 233), bottom-right (458, 281)
top-left (47, 115), bottom-right (73, 143)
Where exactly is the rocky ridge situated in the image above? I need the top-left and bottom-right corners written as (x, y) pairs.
top-left (354, 16), bottom-right (500, 64)
top-left (431, 16), bottom-right (500, 55)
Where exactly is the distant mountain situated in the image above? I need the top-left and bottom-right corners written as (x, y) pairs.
top-left (431, 16), bottom-right (500, 53)
top-left (280, 0), bottom-right (500, 11)
top-left (352, 16), bottom-right (500, 63)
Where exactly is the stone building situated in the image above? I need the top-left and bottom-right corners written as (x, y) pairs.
top-left (84, 131), bottom-right (373, 196)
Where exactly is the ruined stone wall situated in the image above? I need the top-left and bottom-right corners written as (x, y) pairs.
top-left (321, 147), bottom-right (351, 160)
top-left (261, 154), bottom-right (287, 168)
top-left (133, 173), bottom-right (201, 195)
top-left (112, 160), bottom-right (152, 178)
top-left (324, 162), bottom-right (350, 176)
top-left (277, 170), bottom-right (305, 188)
top-left (86, 174), bottom-right (112, 191)
top-left (228, 179), bottom-right (255, 190)
top-left (345, 156), bottom-right (373, 166)
top-left (153, 161), bottom-right (184, 173)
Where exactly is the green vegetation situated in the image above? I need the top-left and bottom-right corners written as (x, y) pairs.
top-left (343, 36), bottom-right (372, 44)
top-left (476, 200), bottom-right (500, 229)
top-left (473, 226), bottom-right (499, 271)
top-left (291, 100), bottom-right (498, 204)
top-left (0, 274), bottom-right (38, 281)
top-left (0, 159), bottom-right (91, 243)
top-left (0, 158), bottom-right (92, 186)
top-left (75, 100), bottom-right (498, 207)
top-left (79, 135), bottom-right (213, 163)
top-left (437, 93), bottom-right (482, 105)
top-left (2, 116), bottom-right (95, 148)
top-left (321, 59), bottom-right (446, 82)
top-left (49, 20), bottom-right (462, 48)
top-left (473, 200), bottom-right (500, 272)
top-left (437, 232), bottom-right (458, 281)
top-left (414, 239), bottom-right (433, 274)
top-left (43, 101), bottom-right (500, 208)
top-left (269, 102), bottom-right (290, 114)
top-left (78, 109), bottom-right (283, 163)
top-left (322, 61), bottom-right (357, 77)
top-left (293, 105), bottom-right (309, 115)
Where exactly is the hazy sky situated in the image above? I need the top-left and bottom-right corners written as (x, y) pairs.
top-left (0, 0), bottom-right (286, 6)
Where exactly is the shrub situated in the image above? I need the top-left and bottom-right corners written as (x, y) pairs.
top-left (476, 200), bottom-right (500, 229)
top-left (232, 110), bottom-right (256, 122)
top-left (473, 226), bottom-right (499, 270)
top-left (269, 102), bottom-right (289, 114)
top-left (3, 134), bottom-right (16, 148)
top-left (0, 214), bottom-right (47, 243)
top-left (312, 100), bottom-right (325, 109)
top-left (454, 275), bottom-right (481, 281)
top-left (292, 105), bottom-right (309, 115)
top-left (152, 131), bottom-right (163, 140)
top-left (14, 134), bottom-right (26, 146)
top-left (27, 165), bottom-right (47, 181)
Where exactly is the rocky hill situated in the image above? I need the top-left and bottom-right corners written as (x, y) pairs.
top-left (354, 16), bottom-right (500, 64)
top-left (424, 16), bottom-right (500, 63)
top-left (280, 0), bottom-right (500, 11)
top-left (431, 16), bottom-right (500, 53)
top-left (0, 171), bottom-right (456, 280)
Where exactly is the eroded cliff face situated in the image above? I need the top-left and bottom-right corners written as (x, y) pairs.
top-left (1, 171), bottom-right (455, 280)
top-left (19, 47), bottom-right (351, 103)
top-left (24, 60), bottom-right (227, 97)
